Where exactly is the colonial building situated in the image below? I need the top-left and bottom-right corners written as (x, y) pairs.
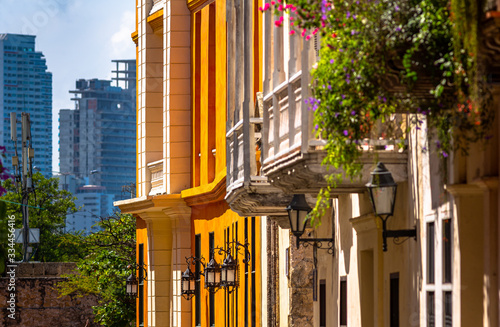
top-left (115, 0), bottom-right (262, 326)
top-left (117, 0), bottom-right (499, 326)
top-left (226, 2), bottom-right (500, 327)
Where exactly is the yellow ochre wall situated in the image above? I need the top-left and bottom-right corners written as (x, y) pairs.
top-left (192, 203), bottom-right (262, 327)
top-left (183, 0), bottom-right (263, 326)
top-left (136, 217), bottom-right (148, 327)
top-left (190, 0), bottom-right (226, 188)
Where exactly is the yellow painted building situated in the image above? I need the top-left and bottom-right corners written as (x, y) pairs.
top-left (116, 0), bottom-right (262, 326)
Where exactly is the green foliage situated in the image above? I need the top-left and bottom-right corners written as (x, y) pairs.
top-left (0, 172), bottom-right (79, 262)
top-left (263, 0), bottom-right (495, 223)
top-left (0, 146), bottom-right (10, 274)
top-left (58, 213), bottom-right (136, 327)
top-left (0, 201), bottom-right (9, 275)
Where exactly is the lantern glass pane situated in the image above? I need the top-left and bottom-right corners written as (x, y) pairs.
top-left (182, 279), bottom-right (189, 292)
top-left (206, 270), bottom-right (214, 284)
top-left (298, 210), bottom-right (308, 233)
top-left (227, 268), bottom-right (235, 283)
top-left (371, 186), bottom-right (396, 216)
top-left (126, 283), bottom-right (132, 294)
top-left (220, 268), bottom-right (227, 283)
top-left (190, 279), bottom-right (195, 290)
top-left (215, 270), bottom-right (220, 283)
top-left (131, 283), bottom-right (137, 295)
top-left (289, 210), bottom-right (298, 231)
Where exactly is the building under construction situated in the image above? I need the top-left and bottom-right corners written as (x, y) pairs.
top-left (59, 60), bottom-right (136, 202)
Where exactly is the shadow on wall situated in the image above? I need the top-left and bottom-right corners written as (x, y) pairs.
top-left (339, 194), bottom-right (354, 275)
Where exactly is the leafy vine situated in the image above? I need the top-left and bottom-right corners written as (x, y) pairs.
top-left (261, 0), bottom-right (495, 223)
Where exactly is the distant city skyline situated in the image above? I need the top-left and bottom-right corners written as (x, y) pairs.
top-left (0, 34), bottom-right (53, 177)
top-left (0, 0), bottom-right (136, 171)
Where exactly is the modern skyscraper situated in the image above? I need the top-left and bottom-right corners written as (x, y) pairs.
top-left (0, 34), bottom-right (52, 176)
top-left (59, 60), bottom-right (136, 201)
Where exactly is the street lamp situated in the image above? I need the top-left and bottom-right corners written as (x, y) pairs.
top-left (366, 162), bottom-right (417, 251)
top-left (204, 258), bottom-right (221, 291)
top-left (182, 239), bottom-right (251, 299)
top-left (125, 263), bottom-right (147, 297)
top-left (181, 267), bottom-right (196, 300)
top-left (286, 194), bottom-right (334, 254)
top-left (287, 194), bottom-right (311, 238)
top-left (126, 273), bottom-right (138, 297)
top-left (220, 253), bottom-right (238, 289)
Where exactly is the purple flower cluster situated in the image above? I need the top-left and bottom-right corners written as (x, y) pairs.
top-left (305, 97), bottom-right (320, 111)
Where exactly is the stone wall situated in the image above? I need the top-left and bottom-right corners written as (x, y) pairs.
top-left (0, 262), bottom-right (100, 326)
top-left (288, 237), bottom-right (314, 327)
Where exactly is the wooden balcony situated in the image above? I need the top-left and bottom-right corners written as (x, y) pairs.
top-left (225, 93), bottom-right (292, 218)
top-left (261, 72), bottom-right (408, 194)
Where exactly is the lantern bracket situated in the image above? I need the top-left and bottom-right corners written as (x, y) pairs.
top-left (379, 215), bottom-right (417, 252)
top-left (127, 262), bottom-right (148, 283)
top-left (215, 240), bottom-right (251, 264)
top-left (126, 262), bottom-right (147, 298)
top-left (185, 255), bottom-right (206, 276)
top-left (296, 235), bottom-right (335, 255)
top-left (295, 220), bottom-right (335, 256)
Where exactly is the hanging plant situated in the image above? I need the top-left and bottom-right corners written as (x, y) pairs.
top-left (260, 0), bottom-right (495, 222)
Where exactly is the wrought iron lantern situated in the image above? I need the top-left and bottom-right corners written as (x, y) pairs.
top-left (366, 162), bottom-right (398, 217)
top-left (181, 267), bottom-right (196, 300)
top-left (286, 194), bottom-right (334, 254)
top-left (182, 240), bottom-right (251, 299)
top-left (287, 194), bottom-right (312, 238)
top-left (125, 263), bottom-right (147, 298)
top-left (126, 273), bottom-right (138, 297)
top-left (366, 162), bottom-right (416, 251)
top-left (220, 253), bottom-right (238, 288)
top-left (204, 258), bottom-right (221, 290)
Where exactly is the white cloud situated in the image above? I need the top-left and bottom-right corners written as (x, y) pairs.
top-left (110, 10), bottom-right (136, 59)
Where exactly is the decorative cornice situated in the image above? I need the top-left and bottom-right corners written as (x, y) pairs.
top-left (472, 176), bottom-right (499, 191)
top-left (131, 31), bottom-right (138, 45)
top-left (445, 183), bottom-right (483, 196)
top-left (225, 183), bottom-right (292, 218)
top-left (181, 170), bottom-right (227, 206)
top-left (147, 9), bottom-right (163, 34)
top-left (262, 149), bottom-right (408, 194)
top-left (114, 194), bottom-right (188, 215)
top-left (349, 213), bottom-right (378, 232)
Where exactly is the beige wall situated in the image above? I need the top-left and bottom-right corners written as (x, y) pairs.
top-left (136, 0), bottom-right (191, 198)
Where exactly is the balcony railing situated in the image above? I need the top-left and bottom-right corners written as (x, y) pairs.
top-left (147, 160), bottom-right (164, 196)
top-left (261, 72), bottom-right (408, 194)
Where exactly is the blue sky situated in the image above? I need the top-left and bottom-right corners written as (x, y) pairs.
top-left (0, 0), bottom-right (136, 170)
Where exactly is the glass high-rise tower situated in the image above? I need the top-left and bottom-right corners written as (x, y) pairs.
top-left (0, 34), bottom-right (52, 176)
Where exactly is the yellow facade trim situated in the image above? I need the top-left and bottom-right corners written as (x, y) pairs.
top-left (186, 0), bottom-right (214, 12)
top-left (147, 8), bottom-right (164, 33)
top-left (115, 194), bottom-right (184, 213)
top-left (131, 31), bottom-right (138, 45)
top-left (181, 168), bottom-right (226, 205)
